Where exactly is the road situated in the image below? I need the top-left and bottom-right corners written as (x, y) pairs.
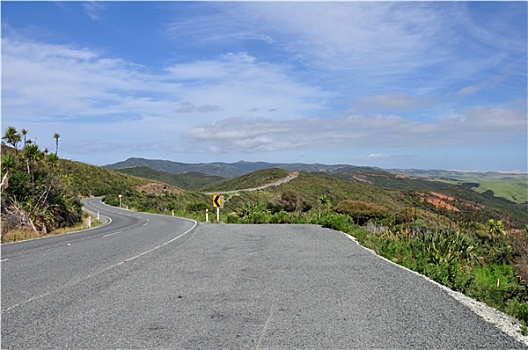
top-left (207, 171), bottom-right (299, 195)
top-left (1, 197), bottom-right (525, 349)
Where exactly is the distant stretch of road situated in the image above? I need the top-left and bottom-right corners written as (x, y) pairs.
top-left (207, 171), bottom-right (300, 195)
top-left (1, 197), bottom-right (525, 349)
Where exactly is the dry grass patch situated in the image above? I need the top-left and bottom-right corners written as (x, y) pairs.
top-left (1, 214), bottom-right (101, 243)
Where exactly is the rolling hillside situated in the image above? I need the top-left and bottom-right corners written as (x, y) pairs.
top-left (104, 157), bottom-right (371, 178)
top-left (105, 158), bottom-right (526, 207)
top-left (388, 169), bottom-right (528, 205)
top-left (115, 166), bottom-right (225, 191)
top-left (106, 160), bottom-right (528, 229)
top-left (4, 151), bottom-right (528, 331)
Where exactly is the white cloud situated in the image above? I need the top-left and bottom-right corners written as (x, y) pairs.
top-left (184, 104), bottom-right (527, 154)
top-left (163, 52), bottom-right (332, 118)
top-left (229, 2), bottom-right (453, 77)
top-left (81, 2), bottom-right (106, 21)
top-left (2, 2), bottom-right (525, 169)
top-left (164, 2), bottom-right (525, 101)
top-left (354, 153), bottom-right (417, 162)
top-left (358, 94), bottom-right (433, 112)
top-left (2, 36), bottom-right (329, 124)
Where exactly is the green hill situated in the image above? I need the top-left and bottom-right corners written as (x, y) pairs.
top-left (1, 144), bottom-right (208, 241)
top-left (201, 168), bottom-right (290, 192)
top-left (3, 129), bottom-right (527, 332)
top-left (115, 166), bottom-right (225, 191)
top-left (105, 157), bottom-right (248, 178)
top-left (102, 161), bottom-right (528, 230)
top-left (217, 171), bottom-right (527, 229)
top-left (388, 169), bottom-right (528, 205)
top-left (59, 160), bottom-right (209, 216)
top-left (3, 136), bottom-right (527, 330)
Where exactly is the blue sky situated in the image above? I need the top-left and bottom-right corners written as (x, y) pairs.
top-left (2, 1), bottom-right (527, 171)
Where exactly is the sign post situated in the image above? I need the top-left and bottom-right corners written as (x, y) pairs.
top-left (212, 194), bottom-right (224, 222)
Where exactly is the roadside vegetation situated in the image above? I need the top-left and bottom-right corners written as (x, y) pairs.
top-left (212, 172), bottom-right (527, 334)
top-left (2, 126), bottom-right (526, 335)
top-left (1, 127), bottom-right (83, 242)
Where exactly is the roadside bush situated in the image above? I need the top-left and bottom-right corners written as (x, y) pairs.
top-left (246, 210), bottom-right (271, 224)
top-left (186, 201), bottom-right (208, 212)
top-left (270, 210), bottom-right (293, 224)
top-left (508, 229), bottom-right (528, 286)
top-left (274, 190), bottom-right (312, 213)
top-left (226, 212), bottom-right (240, 223)
top-left (507, 300), bottom-right (528, 324)
top-left (320, 213), bottom-right (356, 233)
top-left (334, 200), bottom-right (389, 225)
top-left (466, 264), bottom-right (523, 309)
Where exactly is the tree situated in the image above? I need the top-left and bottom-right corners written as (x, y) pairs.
top-left (2, 126), bottom-right (21, 154)
top-left (53, 133), bottom-right (60, 155)
top-left (0, 154), bottom-right (15, 192)
top-left (46, 153), bottom-right (59, 171)
top-left (317, 194), bottom-right (331, 219)
top-left (22, 144), bottom-right (42, 182)
top-left (21, 128), bottom-right (28, 147)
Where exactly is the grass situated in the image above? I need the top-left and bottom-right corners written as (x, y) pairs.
top-left (392, 169), bottom-right (528, 205)
top-left (474, 179), bottom-right (528, 204)
top-left (333, 221), bottom-right (528, 336)
top-left (1, 212), bottom-right (102, 243)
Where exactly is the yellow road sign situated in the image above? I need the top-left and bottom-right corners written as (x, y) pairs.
top-left (212, 194), bottom-right (223, 208)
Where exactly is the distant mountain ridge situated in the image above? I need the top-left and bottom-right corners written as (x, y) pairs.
top-left (105, 157), bottom-right (528, 205)
top-left (104, 157), bottom-right (370, 178)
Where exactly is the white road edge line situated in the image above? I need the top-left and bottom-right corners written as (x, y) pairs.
top-left (1, 219), bottom-right (198, 314)
top-left (338, 230), bottom-right (528, 347)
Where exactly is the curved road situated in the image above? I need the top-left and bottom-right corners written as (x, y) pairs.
top-left (1, 198), bottom-right (525, 349)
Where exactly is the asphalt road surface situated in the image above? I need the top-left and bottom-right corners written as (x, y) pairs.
top-left (1, 197), bottom-right (525, 349)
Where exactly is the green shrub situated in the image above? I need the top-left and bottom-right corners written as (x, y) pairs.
top-left (186, 201), bottom-right (208, 212)
top-left (274, 190), bottom-right (312, 213)
top-left (466, 264), bottom-right (521, 307)
top-left (270, 210), bottom-right (293, 224)
top-left (226, 212), bottom-right (240, 223)
top-left (320, 213), bottom-right (356, 233)
top-left (506, 299), bottom-right (528, 324)
top-left (247, 210), bottom-right (271, 224)
top-left (334, 200), bottom-right (389, 225)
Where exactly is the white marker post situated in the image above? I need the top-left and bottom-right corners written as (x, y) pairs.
top-left (118, 194), bottom-right (122, 208)
top-left (206, 209), bottom-right (209, 223)
top-left (88, 216), bottom-right (92, 228)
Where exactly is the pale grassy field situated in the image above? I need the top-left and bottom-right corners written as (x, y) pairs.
top-left (392, 169), bottom-right (527, 204)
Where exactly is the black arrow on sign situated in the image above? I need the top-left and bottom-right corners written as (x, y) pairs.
top-left (213, 195), bottom-right (222, 208)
